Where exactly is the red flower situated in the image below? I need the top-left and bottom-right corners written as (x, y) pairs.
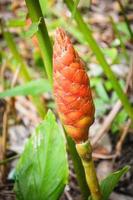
top-left (53, 28), bottom-right (95, 143)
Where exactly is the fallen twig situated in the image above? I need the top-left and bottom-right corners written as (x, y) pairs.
top-left (64, 190), bottom-right (73, 200)
top-left (92, 153), bottom-right (116, 160)
top-left (92, 100), bottom-right (122, 146)
top-left (115, 119), bottom-right (132, 157)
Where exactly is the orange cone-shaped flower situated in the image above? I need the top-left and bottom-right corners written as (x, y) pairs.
top-left (53, 28), bottom-right (95, 143)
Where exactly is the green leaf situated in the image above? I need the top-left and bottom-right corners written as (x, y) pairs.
top-left (39, 0), bottom-right (49, 16)
top-left (95, 82), bottom-right (109, 102)
top-left (90, 78), bottom-right (101, 87)
top-left (112, 109), bottom-right (128, 133)
top-left (14, 110), bottom-right (68, 200)
top-left (72, 0), bottom-right (80, 18)
top-left (100, 166), bottom-right (130, 200)
top-left (116, 22), bottom-right (130, 37)
top-left (94, 98), bottom-right (108, 117)
top-left (6, 18), bottom-right (25, 27)
top-left (101, 48), bottom-right (118, 64)
top-left (104, 80), bottom-right (112, 91)
top-left (24, 18), bottom-right (41, 38)
top-left (111, 38), bottom-right (120, 47)
top-left (0, 79), bottom-right (52, 98)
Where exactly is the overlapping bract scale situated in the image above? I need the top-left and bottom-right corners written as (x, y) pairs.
top-left (53, 28), bottom-right (95, 143)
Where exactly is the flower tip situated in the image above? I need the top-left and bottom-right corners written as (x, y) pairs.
top-left (54, 28), bottom-right (66, 45)
top-left (55, 28), bottom-right (65, 38)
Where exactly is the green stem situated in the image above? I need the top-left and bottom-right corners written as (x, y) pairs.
top-left (64, 0), bottom-right (133, 121)
top-left (2, 28), bottom-right (46, 118)
top-left (25, 0), bottom-right (53, 85)
top-left (117, 0), bottom-right (133, 40)
top-left (76, 140), bottom-right (102, 200)
top-left (66, 135), bottom-right (90, 200)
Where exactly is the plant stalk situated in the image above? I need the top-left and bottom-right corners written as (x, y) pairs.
top-left (66, 135), bottom-right (90, 200)
top-left (25, 0), bottom-right (53, 85)
top-left (76, 140), bottom-right (102, 200)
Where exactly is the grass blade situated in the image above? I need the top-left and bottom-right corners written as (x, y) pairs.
top-left (0, 79), bottom-right (51, 98)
